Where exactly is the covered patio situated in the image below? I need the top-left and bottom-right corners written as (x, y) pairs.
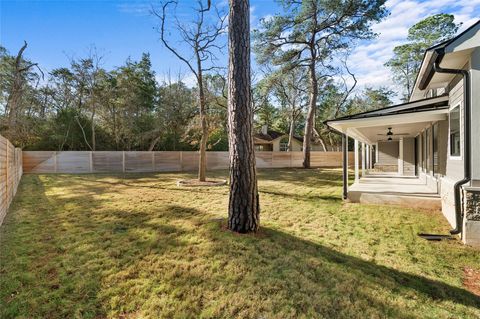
top-left (325, 95), bottom-right (449, 209)
top-left (348, 174), bottom-right (441, 210)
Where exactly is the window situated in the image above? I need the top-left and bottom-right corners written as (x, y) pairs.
top-left (450, 105), bottom-right (461, 157)
top-left (279, 137), bottom-right (289, 152)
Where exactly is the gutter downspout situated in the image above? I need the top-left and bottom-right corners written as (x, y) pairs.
top-left (342, 134), bottom-right (348, 200)
top-left (433, 49), bottom-right (471, 235)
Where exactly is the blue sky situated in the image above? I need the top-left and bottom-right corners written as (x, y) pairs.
top-left (1, 0), bottom-right (479, 96)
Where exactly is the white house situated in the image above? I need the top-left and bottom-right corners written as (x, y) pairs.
top-left (253, 125), bottom-right (325, 152)
top-left (326, 21), bottom-right (480, 247)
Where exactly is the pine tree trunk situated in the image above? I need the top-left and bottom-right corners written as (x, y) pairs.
top-left (90, 109), bottom-right (96, 151)
top-left (198, 71), bottom-right (207, 182)
top-left (303, 61), bottom-right (317, 168)
top-left (227, 0), bottom-right (259, 233)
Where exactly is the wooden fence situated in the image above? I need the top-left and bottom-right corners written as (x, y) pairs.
top-left (0, 135), bottom-right (23, 225)
top-left (23, 151), bottom-right (355, 174)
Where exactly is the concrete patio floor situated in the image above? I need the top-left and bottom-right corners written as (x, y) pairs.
top-left (348, 174), bottom-right (441, 210)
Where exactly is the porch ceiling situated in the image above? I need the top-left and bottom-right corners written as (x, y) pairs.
top-left (353, 121), bottom-right (434, 143)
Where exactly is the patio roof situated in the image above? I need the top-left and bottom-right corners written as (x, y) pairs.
top-left (325, 95), bottom-right (449, 144)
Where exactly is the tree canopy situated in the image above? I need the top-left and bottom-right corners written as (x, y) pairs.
top-left (1, 7), bottom-right (463, 153)
top-left (385, 13), bottom-right (461, 100)
top-left (254, 0), bottom-right (388, 166)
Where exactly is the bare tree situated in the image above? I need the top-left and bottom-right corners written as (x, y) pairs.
top-left (153, 0), bottom-right (226, 182)
top-left (264, 68), bottom-right (308, 151)
top-left (227, 0), bottom-right (259, 233)
top-left (5, 41), bottom-right (43, 128)
top-left (69, 48), bottom-right (105, 151)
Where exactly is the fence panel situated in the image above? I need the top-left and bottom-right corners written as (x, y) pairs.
top-left (57, 151), bottom-right (90, 173)
top-left (256, 152), bottom-right (273, 168)
top-left (92, 152), bottom-right (123, 173)
top-left (154, 152), bottom-right (182, 172)
top-left (23, 150), bottom-right (354, 174)
top-left (125, 152), bottom-right (154, 173)
top-left (0, 135), bottom-right (23, 226)
top-left (206, 152), bottom-right (229, 170)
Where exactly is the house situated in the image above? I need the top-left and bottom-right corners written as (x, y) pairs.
top-left (253, 126), bottom-right (301, 151)
top-left (254, 125), bottom-right (325, 151)
top-left (325, 21), bottom-right (480, 247)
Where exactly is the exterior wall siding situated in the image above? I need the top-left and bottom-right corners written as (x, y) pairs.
top-left (440, 75), bottom-right (465, 227)
top-left (436, 120), bottom-right (448, 176)
top-left (403, 137), bottom-right (415, 176)
top-left (470, 47), bottom-right (480, 181)
top-left (271, 137), bottom-right (303, 152)
top-left (377, 141), bottom-right (399, 165)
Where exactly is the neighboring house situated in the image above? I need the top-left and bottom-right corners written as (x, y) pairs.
top-left (326, 21), bottom-right (480, 247)
top-left (254, 126), bottom-right (324, 151)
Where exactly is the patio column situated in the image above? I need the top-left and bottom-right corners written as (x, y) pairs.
top-left (371, 145), bottom-right (374, 169)
top-left (354, 139), bottom-right (359, 182)
top-left (361, 142), bottom-right (366, 176)
top-left (369, 145), bottom-right (373, 169)
top-left (365, 144), bottom-right (370, 170)
top-left (399, 138), bottom-right (404, 175)
top-left (342, 134), bottom-right (348, 200)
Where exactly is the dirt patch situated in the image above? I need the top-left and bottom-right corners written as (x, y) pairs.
top-left (463, 266), bottom-right (480, 296)
top-left (177, 179), bottom-right (227, 187)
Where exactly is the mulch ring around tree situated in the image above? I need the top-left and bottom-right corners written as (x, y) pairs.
top-left (176, 179), bottom-right (227, 187)
top-left (463, 266), bottom-right (480, 297)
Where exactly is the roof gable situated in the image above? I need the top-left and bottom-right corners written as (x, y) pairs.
top-left (411, 20), bottom-right (480, 101)
top-left (254, 130), bottom-right (286, 142)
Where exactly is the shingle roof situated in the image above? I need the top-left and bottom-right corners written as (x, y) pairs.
top-left (254, 130), bottom-right (285, 141)
top-left (254, 130), bottom-right (315, 144)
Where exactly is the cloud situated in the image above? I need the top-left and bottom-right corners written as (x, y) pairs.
top-left (349, 0), bottom-right (480, 101)
top-left (250, 6), bottom-right (259, 28)
top-left (117, 1), bottom-right (151, 16)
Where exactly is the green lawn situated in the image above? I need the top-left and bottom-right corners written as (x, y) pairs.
top-left (1, 169), bottom-right (479, 318)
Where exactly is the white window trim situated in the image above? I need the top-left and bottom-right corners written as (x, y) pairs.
top-left (279, 138), bottom-right (289, 152)
top-left (449, 102), bottom-right (462, 160)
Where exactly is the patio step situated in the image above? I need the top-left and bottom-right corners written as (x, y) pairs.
top-left (348, 191), bottom-right (441, 210)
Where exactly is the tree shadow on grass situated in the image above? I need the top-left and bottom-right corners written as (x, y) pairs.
top-left (259, 189), bottom-right (340, 202)
top-left (0, 176), bottom-right (197, 318)
top-left (197, 219), bottom-right (480, 317)
top-left (154, 205), bottom-right (480, 317)
top-left (3, 176), bottom-right (479, 318)
top-left (256, 168), bottom-right (347, 188)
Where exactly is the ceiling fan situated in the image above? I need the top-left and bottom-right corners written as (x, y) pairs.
top-left (376, 127), bottom-right (409, 141)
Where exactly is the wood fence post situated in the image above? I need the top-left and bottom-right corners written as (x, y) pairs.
top-left (122, 151), bottom-right (126, 173)
top-left (180, 151), bottom-right (183, 172)
top-left (151, 152), bottom-right (155, 171)
top-left (5, 142), bottom-right (8, 207)
top-left (89, 151), bottom-right (93, 173)
top-left (53, 151), bottom-right (57, 173)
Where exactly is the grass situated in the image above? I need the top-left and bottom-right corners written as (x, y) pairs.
top-left (0, 168), bottom-right (479, 318)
